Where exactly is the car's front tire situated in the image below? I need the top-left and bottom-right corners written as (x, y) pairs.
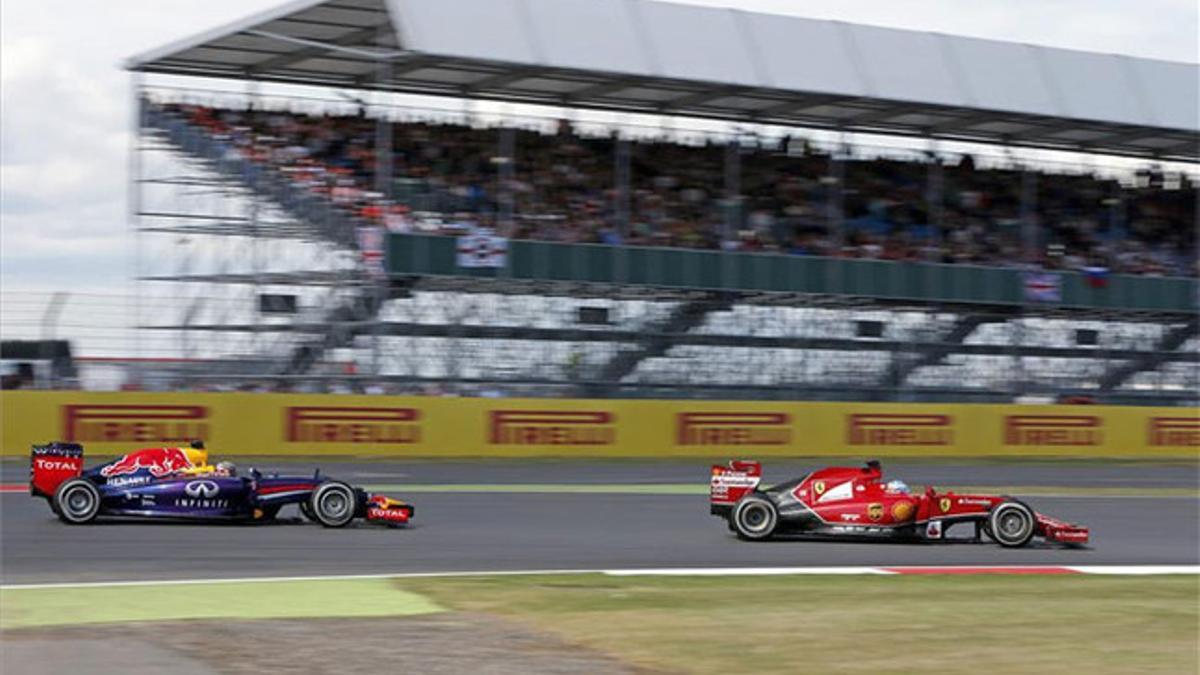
top-left (53, 479), bottom-right (101, 524)
top-left (308, 482), bottom-right (357, 528)
top-left (732, 495), bottom-right (778, 541)
top-left (988, 501), bottom-right (1036, 548)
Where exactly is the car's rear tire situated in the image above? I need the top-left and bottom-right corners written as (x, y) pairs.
top-left (732, 495), bottom-right (778, 541)
top-left (54, 479), bottom-right (101, 524)
top-left (308, 482), bottom-right (356, 528)
top-left (988, 501), bottom-right (1036, 548)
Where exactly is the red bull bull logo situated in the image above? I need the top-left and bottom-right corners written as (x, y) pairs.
top-left (62, 405), bottom-right (209, 444)
top-left (1004, 415), bottom-right (1102, 446)
top-left (1148, 417), bottom-right (1200, 447)
top-left (100, 447), bottom-right (193, 478)
top-left (285, 407), bottom-right (421, 444)
top-left (676, 412), bottom-right (791, 446)
top-left (488, 410), bottom-right (615, 445)
top-left (846, 414), bottom-right (953, 445)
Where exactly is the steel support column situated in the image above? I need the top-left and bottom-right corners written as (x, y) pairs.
top-left (614, 137), bottom-right (631, 237)
top-left (724, 136), bottom-right (741, 240)
top-left (498, 126), bottom-right (516, 234)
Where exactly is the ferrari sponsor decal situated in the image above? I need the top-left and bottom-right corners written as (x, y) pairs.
top-left (840, 513), bottom-right (861, 521)
top-left (925, 520), bottom-right (943, 538)
top-left (710, 472), bottom-right (760, 488)
top-left (816, 481), bottom-right (853, 503)
top-left (939, 497), bottom-right (952, 513)
top-left (710, 467), bottom-right (761, 502)
top-left (867, 503), bottom-right (884, 521)
top-left (846, 414), bottom-right (953, 445)
top-left (831, 525), bottom-right (890, 534)
top-left (813, 481), bottom-right (826, 496)
top-left (676, 412), bottom-right (791, 446)
top-left (1004, 415), bottom-right (1102, 446)
top-left (1148, 417), bottom-right (1200, 447)
top-left (62, 405), bottom-right (209, 444)
top-left (488, 410), bottom-right (615, 445)
top-left (100, 447), bottom-right (193, 478)
top-left (891, 501), bottom-right (914, 521)
top-left (957, 498), bottom-right (993, 506)
top-left (285, 407), bottom-right (420, 444)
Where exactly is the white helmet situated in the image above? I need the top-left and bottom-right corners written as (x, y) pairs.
top-left (215, 461), bottom-right (237, 477)
top-left (885, 479), bottom-right (910, 494)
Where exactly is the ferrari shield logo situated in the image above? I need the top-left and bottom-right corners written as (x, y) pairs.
top-left (814, 481), bottom-right (826, 496)
top-left (867, 503), bottom-right (883, 521)
top-left (939, 497), bottom-right (952, 513)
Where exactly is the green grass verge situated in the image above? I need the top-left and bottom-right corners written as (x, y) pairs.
top-left (0, 579), bottom-right (442, 629)
top-left (361, 483), bottom-right (1198, 498)
top-left (401, 573), bottom-right (1200, 675)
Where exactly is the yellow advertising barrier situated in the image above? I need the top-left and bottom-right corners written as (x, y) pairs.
top-left (1, 391), bottom-right (1197, 458)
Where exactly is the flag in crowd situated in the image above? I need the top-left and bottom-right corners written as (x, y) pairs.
top-left (1023, 272), bottom-right (1062, 302)
top-left (457, 229), bottom-right (508, 268)
top-left (1082, 266), bottom-right (1110, 289)
top-left (356, 225), bottom-right (387, 279)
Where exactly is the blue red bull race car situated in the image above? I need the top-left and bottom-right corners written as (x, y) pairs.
top-left (29, 442), bottom-right (413, 528)
top-left (710, 460), bottom-right (1088, 547)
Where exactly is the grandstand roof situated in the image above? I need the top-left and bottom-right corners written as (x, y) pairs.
top-left (128, 0), bottom-right (1199, 161)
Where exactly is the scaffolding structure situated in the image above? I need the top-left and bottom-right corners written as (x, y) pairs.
top-left (124, 0), bottom-right (1200, 403)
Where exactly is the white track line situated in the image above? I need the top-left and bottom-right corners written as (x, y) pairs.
top-left (1064, 565), bottom-right (1200, 575)
top-left (605, 567), bottom-right (894, 576)
top-left (3, 565), bottom-right (1197, 590)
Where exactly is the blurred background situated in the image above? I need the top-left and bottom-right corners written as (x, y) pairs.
top-left (1, 0), bottom-right (1196, 406)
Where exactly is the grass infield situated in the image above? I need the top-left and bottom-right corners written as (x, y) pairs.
top-left (3, 574), bottom-right (1195, 673)
top-left (0, 579), bottom-right (441, 629)
top-left (402, 573), bottom-right (1200, 675)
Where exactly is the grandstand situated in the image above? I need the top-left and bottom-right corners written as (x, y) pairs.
top-left (122, 0), bottom-right (1199, 403)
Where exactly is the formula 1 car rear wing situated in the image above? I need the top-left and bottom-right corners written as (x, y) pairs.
top-left (709, 460), bottom-right (762, 516)
top-left (30, 442), bottom-right (84, 499)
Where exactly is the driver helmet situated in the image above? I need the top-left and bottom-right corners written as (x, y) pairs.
top-left (215, 461), bottom-right (237, 477)
top-left (884, 479), bottom-right (910, 494)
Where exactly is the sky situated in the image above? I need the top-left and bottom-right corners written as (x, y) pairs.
top-left (1, 0), bottom-right (1198, 337)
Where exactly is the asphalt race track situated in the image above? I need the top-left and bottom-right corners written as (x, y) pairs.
top-left (2, 460), bottom-right (1196, 584)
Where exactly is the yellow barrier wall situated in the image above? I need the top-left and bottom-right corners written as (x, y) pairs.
top-left (1, 391), bottom-right (1197, 458)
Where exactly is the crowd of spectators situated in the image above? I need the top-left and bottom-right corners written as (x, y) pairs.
top-left (165, 102), bottom-right (1197, 277)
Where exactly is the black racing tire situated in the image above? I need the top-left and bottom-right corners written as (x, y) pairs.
top-left (53, 479), bottom-right (101, 524)
top-left (308, 481), bottom-right (357, 528)
top-left (732, 495), bottom-right (778, 541)
top-left (988, 500), bottom-right (1036, 548)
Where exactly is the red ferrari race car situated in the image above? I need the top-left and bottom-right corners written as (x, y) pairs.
top-left (710, 460), bottom-right (1088, 547)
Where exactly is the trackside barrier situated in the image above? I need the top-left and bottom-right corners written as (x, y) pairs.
top-left (0, 392), bottom-right (1196, 458)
